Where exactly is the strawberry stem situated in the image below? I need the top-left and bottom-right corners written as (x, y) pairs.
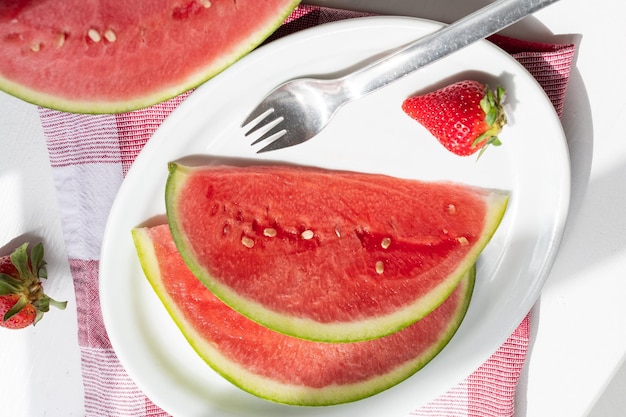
top-left (474, 84), bottom-right (507, 159)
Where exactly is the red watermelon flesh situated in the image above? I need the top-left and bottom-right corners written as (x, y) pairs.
top-left (0, 0), bottom-right (299, 113)
top-left (132, 224), bottom-right (475, 406)
top-left (165, 163), bottom-right (508, 342)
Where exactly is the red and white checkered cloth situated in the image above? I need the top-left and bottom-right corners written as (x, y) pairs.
top-left (39, 5), bottom-right (576, 417)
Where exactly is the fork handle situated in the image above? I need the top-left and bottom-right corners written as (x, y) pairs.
top-left (341, 0), bottom-right (560, 99)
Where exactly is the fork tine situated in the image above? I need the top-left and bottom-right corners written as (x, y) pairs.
top-left (245, 113), bottom-right (285, 143)
top-left (241, 105), bottom-right (274, 128)
top-left (242, 111), bottom-right (273, 135)
top-left (257, 134), bottom-right (295, 153)
top-left (246, 115), bottom-right (283, 139)
top-left (250, 124), bottom-right (286, 146)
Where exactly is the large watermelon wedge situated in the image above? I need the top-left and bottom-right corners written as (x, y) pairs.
top-left (132, 224), bottom-right (475, 406)
top-left (165, 163), bottom-right (508, 342)
top-left (0, 0), bottom-right (299, 113)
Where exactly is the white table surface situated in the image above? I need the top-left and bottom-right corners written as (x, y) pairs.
top-left (1, 1), bottom-right (625, 416)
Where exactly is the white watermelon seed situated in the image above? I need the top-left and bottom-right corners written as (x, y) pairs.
top-left (447, 204), bottom-right (457, 214)
top-left (375, 261), bottom-right (385, 275)
top-left (241, 236), bottom-right (254, 248)
top-left (263, 228), bottom-right (277, 237)
top-left (335, 228), bottom-right (341, 238)
top-left (30, 42), bottom-right (41, 52)
top-left (200, 0), bottom-right (212, 7)
top-left (104, 29), bottom-right (117, 43)
top-left (87, 29), bottom-right (102, 43)
top-left (456, 236), bottom-right (469, 246)
top-left (381, 237), bottom-right (391, 249)
top-left (301, 230), bottom-right (314, 240)
top-left (56, 32), bottom-right (66, 47)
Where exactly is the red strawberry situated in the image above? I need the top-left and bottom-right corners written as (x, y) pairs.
top-left (0, 242), bottom-right (67, 329)
top-left (402, 80), bottom-right (507, 157)
top-left (0, 295), bottom-right (38, 329)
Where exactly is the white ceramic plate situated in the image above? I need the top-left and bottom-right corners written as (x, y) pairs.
top-left (100, 16), bottom-right (569, 417)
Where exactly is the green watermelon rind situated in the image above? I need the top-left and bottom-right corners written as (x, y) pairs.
top-left (0, 1), bottom-right (300, 114)
top-left (132, 226), bottom-right (476, 406)
top-left (165, 163), bottom-right (508, 343)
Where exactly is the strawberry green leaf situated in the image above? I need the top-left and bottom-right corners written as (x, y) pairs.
top-left (10, 243), bottom-right (30, 280)
top-left (485, 106), bottom-right (498, 126)
top-left (3, 294), bottom-right (28, 321)
top-left (30, 242), bottom-right (46, 278)
top-left (34, 296), bottom-right (50, 312)
top-left (496, 86), bottom-right (506, 101)
top-left (34, 311), bottom-right (44, 325)
top-left (480, 94), bottom-right (490, 114)
top-left (490, 137), bottom-right (503, 146)
top-left (471, 132), bottom-right (488, 147)
top-left (0, 274), bottom-right (22, 294)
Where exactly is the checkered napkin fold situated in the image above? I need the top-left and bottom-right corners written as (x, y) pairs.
top-left (38, 5), bottom-right (576, 417)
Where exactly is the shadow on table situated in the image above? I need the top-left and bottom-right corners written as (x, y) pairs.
top-left (587, 355), bottom-right (626, 417)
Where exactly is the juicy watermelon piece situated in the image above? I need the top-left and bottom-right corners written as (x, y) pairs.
top-left (0, 0), bottom-right (300, 113)
top-left (132, 224), bottom-right (475, 406)
top-left (165, 163), bottom-right (508, 342)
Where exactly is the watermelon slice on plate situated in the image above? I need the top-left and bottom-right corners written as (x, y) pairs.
top-left (165, 163), bottom-right (508, 342)
top-left (0, 0), bottom-right (300, 113)
top-left (132, 223), bottom-right (475, 406)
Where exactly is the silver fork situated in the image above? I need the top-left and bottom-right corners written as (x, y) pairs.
top-left (242, 0), bottom-right (560, 153)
